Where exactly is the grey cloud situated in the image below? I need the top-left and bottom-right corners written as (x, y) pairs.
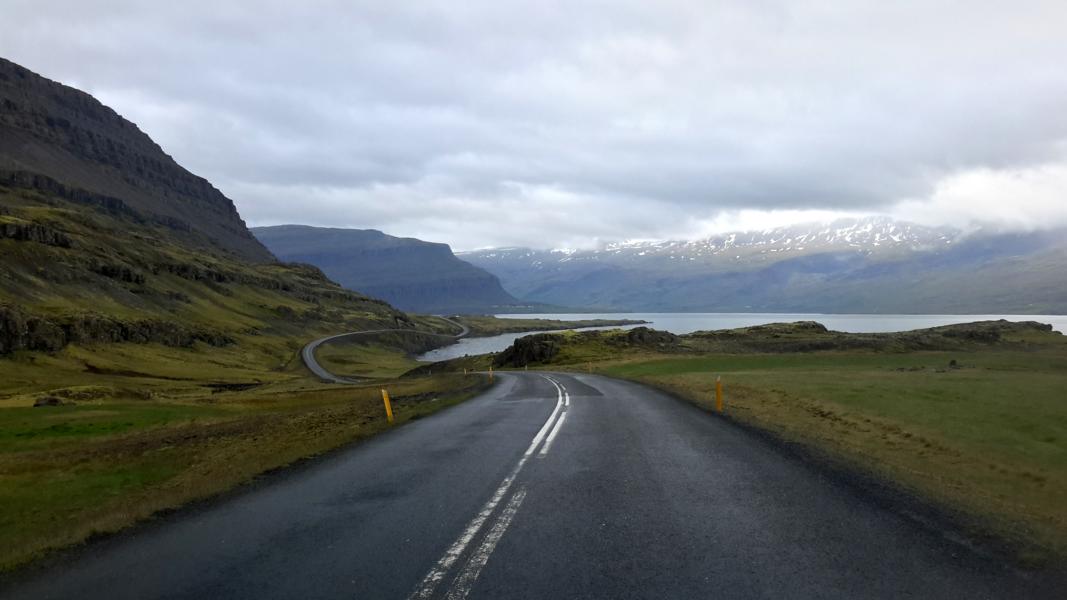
top-left (3, 0), bottom-right (1067, 249)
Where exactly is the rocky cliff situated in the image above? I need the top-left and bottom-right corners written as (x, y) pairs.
top-left (0, 57), bottom-right (272, 262)
top-left (253, 225), bottom-right (522, 313)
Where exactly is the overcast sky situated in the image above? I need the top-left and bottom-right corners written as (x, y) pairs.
top-left (3, 1), bottom-right (1067, 250)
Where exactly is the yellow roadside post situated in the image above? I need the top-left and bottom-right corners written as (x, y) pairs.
top-left (715, 376), bottom-right (723, 413)
top-left (463, 368), bottom-right (468, 375)
top-left (524, 364), bottom-right (528, 371)
top-left (489, 365), bottom-right (494, 382)
top-left (381, 388), bottom-right (395, 424)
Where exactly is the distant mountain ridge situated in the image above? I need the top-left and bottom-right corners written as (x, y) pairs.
top-left (596, 217), bottom-right (957, 261)
top-left (0, 57), bottom-right (272, 262)
top-left (253, 225), bottom-right (526, 314)
top-left (462, 217), bottom-right (1067, 314)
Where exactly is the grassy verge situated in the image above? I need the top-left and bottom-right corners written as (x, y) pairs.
top-left (0, 341), bottom-right (491, 570)
top-left (496, 323), bottom-right (1067, 564)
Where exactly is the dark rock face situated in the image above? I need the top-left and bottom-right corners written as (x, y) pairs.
top-left (33, 396), bottom-right (64, 407)
top-left (0, 58), bottom-right (273, 262)
top-left (0, 304), bottom-right (234, 355)
top-left (494, 333), bottom-right (564, 367)
top-left (0, 219), bottom-right (72, 247)
top-left (91, 262), bottom-right (145, 284)
top-left (253, 225), bottom-right (522, 313)
top-left (621, 326), bottom-right (679, 346)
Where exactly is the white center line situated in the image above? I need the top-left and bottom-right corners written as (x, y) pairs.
top-left (538, 409), bottom-right (567, 457)
top-left (539, 379), bottom-right (569, 457)
top-left (444, 487), bottom-right (528, 600)
top-left (406, 375), bottom-right (563, 600)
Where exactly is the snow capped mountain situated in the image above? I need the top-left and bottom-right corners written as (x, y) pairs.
top-left (459, 218), bottom-right (1067, 313)
top-left (462, 217), bottom-right (960, 272)
top-left (598, 217), bottom-right (957, 256)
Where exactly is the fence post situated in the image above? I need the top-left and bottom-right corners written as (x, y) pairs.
top-left (381, 388), bottom-right (395, 424)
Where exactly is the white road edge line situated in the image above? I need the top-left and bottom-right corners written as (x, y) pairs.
top-left (406, 375), bottom-right (563, 600)
top-left (444, 487), bottom-right (529, 600)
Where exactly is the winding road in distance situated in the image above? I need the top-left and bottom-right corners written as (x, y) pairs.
top-left (301, 317), bottom-right (470, 383)
top-left (3, 368), bottom-right (1058, 599)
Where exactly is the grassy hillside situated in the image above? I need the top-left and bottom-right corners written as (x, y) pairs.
top-left (0, 176), bottom-right (428, 357)
top-left (485, 322), bottom-right (1067, 564)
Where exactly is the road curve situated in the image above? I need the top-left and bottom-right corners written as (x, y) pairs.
top-left (1, 372), bottom-right (1057, 599)
top-left (302, 317), bottom-right (470, 383)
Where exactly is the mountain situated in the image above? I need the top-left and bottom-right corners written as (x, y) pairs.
top-left (0, 57), bottom-right (271, 262)
top-left (462, 217), bottom-right (1067, 313)
top-left (0, 58), bottom-right (420, 360)
top-left (252, 225), bottom-right (523, 314)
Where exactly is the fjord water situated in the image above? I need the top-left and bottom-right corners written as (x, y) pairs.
top-left (416, 324), bottom-right (634, 362)
top-left (416, 313), bottom-right (1067, 362)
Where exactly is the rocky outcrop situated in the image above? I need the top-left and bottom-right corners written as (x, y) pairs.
top-left (91, 262), bottom-right (145, 284)
top-left (0, 304), bottom-right (234, 355)
top-left (620, 326), bottom-right (679, 346)
top-left (0, 219), bottom-right (72, 247)
top-left (685, 319), bottom-right (1059, 353)
top-left (153, 259), bottom-right (396, 308)
top-left (493, 333), bottom-right (564, 367)
top-left (33, 396), bottom-right (66, 407)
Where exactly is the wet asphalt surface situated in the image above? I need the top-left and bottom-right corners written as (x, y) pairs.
top-left (1, 372), bottom-right (1059, 599)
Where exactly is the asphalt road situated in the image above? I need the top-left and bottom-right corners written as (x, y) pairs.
top-left (1, 373), bottom-right (1057, 599)
top-left (302, 317), bottom-right (469, 383)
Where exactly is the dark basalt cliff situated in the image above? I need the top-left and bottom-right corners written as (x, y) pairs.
top-left (0, 57), bottom-right (272, 262)
top-left (253, 225), bottom-right (521, 313)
